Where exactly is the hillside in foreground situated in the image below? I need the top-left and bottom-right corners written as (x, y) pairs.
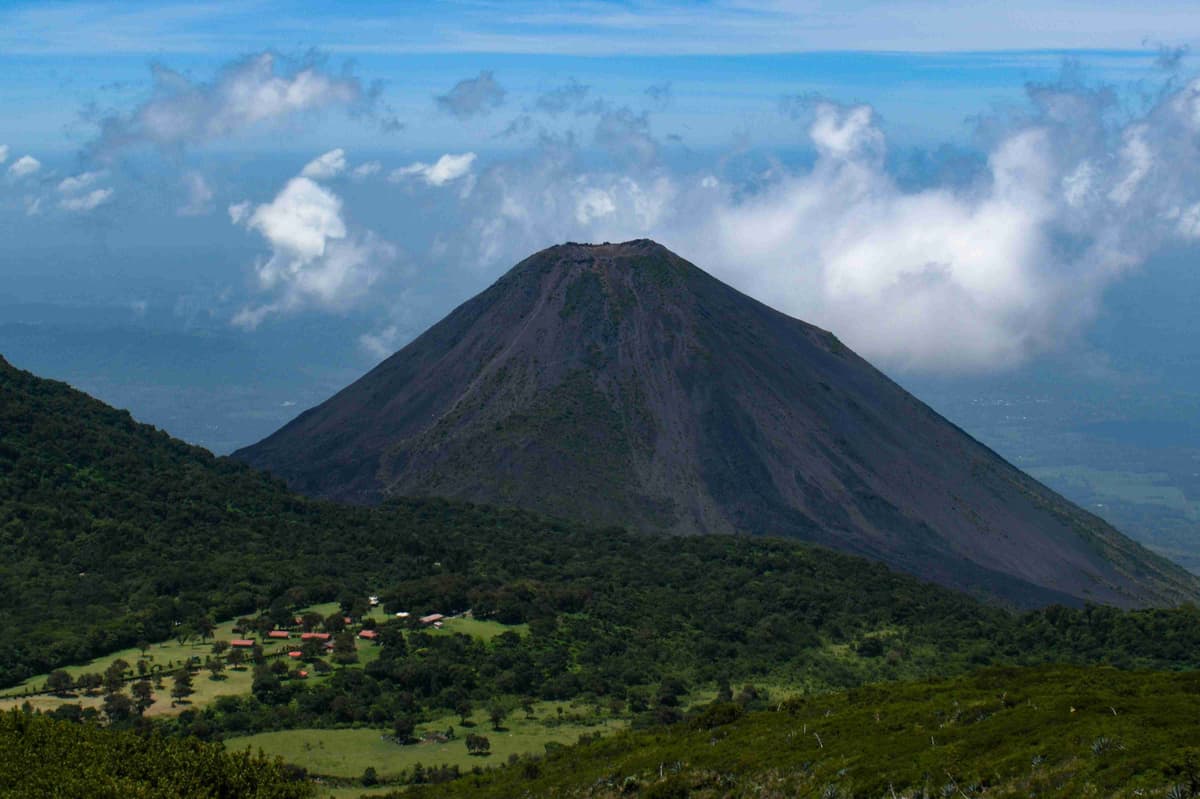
top-left (236, 240), bottom-right (1199, 609)
top-left (407, 665), bottom-right (1200, 799)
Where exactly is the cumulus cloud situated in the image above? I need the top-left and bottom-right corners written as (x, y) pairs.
top-left (90, 52), bottom-right (369, 157)
top-left (57, 171), bottom-right (104, 193)
top-left (301, 148), bottom-right (347, 179)
top-left (8, 155), bottom-right (41, 178)
top-left (178, 171), bottom-right (214, 216)
top-left (60, 188), bottom-right (113, 212)
top-left (390, 153), bottom-right (477, 186)
top-left (352, 160), bottom-right (382, 179)
top-left (55, 169), bottom-right (114, 213)
top-left (231, 174), bottom-right (397, 328)
top-left (443, 75), bottom-right (1200, 372)
top-left (435, 70), bottom-right (505, 119)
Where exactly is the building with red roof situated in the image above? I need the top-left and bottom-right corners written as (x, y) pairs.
top-left (230, 639), bottom-right (255, 648)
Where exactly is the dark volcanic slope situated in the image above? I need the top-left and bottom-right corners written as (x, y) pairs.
top-left (236, 240), bottom-right (1198, 608)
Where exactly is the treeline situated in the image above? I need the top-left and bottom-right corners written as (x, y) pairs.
top-left (0, 709), bottom-right (311, 798)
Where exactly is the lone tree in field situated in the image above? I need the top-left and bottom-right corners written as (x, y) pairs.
top-left (465, 733), bottom-right (491, 756)
top-left (45, 670), bottom-right (73, 696)
top-left (226, 648), bottom-right (245, 670)
top-left (488, 701), bottom-right (509, 730)
top-left (170, 667), bottom-right (193, 706)
top-left (206, 657), bottom-right (225, 680)
top-left (393, 715), bottom-right (416, 743)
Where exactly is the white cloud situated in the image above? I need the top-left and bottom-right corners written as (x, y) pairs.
top-left (227, 200), bottom-right (251, 225)
top-left (390, 152), bottom-right (476, 186)
top-left (92, 52), bottom-right (368, 156)
top-left (8, 155), bottom-right (40, 178)
top-left (301, 148), bottom-right (347, 179)
top-left (57, 171), bottom-right (104, 193)
top-left (352, 160), bottom-right (382, 179)
top-left (0, 145), bottom-right (9, 164)
top-left (59, 188), bottom-right (113, 212)
top-left (178, 171), bottom-right (214, 216)
top-left (359, 324), bottom-right (402, 358)
top-left (444, 77), bottom-right (1200, 373)
top-left (231, 174), bottom-right (397, 327)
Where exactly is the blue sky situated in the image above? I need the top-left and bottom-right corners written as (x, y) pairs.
top-left (4, 1), bottom-right (1200, 452)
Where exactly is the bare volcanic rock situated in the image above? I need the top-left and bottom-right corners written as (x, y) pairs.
top-left (235, 240), bottom-right (1199, 608)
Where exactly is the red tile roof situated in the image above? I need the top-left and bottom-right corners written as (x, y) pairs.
top-left (358, 629), bottom-right (379, 639)
top-left (268, 631), bottom-right (290, 639)
top-left (230, 639), bottom-right (255, 647)
top-left (300, 632), bottom-right (331, 641)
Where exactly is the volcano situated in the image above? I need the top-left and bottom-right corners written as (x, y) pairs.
top-left (235, 240), bottom-right (1197, 608)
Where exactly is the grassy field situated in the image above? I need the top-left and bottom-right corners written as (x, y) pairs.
top-left (230, 702), bottom-right (625, 786)
top-left (428, 616), bottom-right (528, 641)
top-left (0, 605), bottom-right (526, 720)
top-left (0, 601), bottom-right (344, 716)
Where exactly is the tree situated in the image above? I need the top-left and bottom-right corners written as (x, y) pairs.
top-left (393, 715), bottom-right (416, 743)
top-left (488, 702), bottom-right (509, 731)
top-left (465, 733), bottom-right (491, 756)
top-left (45, 670), bottom-right (73, 696)
top-left (455, 699), bottom-right (473, 725)
top-left (211, 640), bottom-right (230, 657)
top-left (300, 612), bottom-right (323, 632)
top-left (76, 673), bottom-right (103, 696)
top-left (324, 613), bottom-right (346, 634)
top-left (332, 631), bottom-right (357, 665)
top-left (196, 616), bottom-right (217, 642)
top-left (170, 668), bottom-right (193, 706)
top-left (102, 691), bottom-right (133, 724)
top-left (131, 680), bottom-right (155, 715)
top-left (206, 657), bottom-right (225, 680)
top-left (361, 766), bottom-right (378, 787)
top-left (378, 622), bottom-right (407, 654)
top-left (103, 660), bottom-right (130, 695)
